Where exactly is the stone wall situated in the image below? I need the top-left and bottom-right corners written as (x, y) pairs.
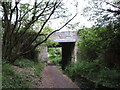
top-left (37, 45), bottom-right (48, 62)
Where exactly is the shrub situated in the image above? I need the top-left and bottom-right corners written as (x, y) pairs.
top-left (48, 48), bottom-right (62, 65)
top-left (2, 59), bottom-right (45, 88)
top-left (65, 60), bottom-right (101, 77)
top-left (34, 61), bottom-right (45, 76)
top-left (97, 69), bottom-right (120, 88)
top-left (77, 27), bottom-right (103, 62)
top-left (77, 25), bottom-right (120, 68)
top-left (2, 63), bottom-right (28, 88)
top-left (65, 60), bottom-right (120, 88)
top-left (14, 58), bottom-right (35, 68)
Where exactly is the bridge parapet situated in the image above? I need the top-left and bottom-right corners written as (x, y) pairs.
top-left (50, 31), bottom-right (79, 43)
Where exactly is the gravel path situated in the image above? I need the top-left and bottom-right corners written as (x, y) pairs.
top-left (40, 65), bottom-right (80, 89)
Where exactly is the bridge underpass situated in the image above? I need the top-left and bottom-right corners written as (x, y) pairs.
top-left (48, 41), bottom-right (75, 70)
top-left (39, 31), bottom-right (80, 88)
top-left (49, 31), bottom-right (79, 69)
top-left (60, 42), bottom-right (75, 70)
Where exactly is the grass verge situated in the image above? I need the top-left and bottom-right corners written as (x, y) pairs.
top-left (64, 60), bottom-right (120, 89)
top-left (2, 58), bottom-right (45, 88)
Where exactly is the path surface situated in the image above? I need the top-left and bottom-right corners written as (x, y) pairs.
top-left (40, 65), bottom-right (80, 88)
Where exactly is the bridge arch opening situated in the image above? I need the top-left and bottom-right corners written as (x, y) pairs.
top-left (47, 47), bottom-right (62, 65)
top-left (60, 42), bottom-right (75, 70)
top-left (46, 31), bottom-right (79, 69)
top-left (47, 42), bottom-right (75, 70)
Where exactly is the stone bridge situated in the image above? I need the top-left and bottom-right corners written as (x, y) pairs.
top-left (50, 31), bottom-right (80, 69)
top-left (38, 31), bottom-right (80, 69)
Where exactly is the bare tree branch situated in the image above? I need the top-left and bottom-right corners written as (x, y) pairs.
top-left (19, 1), bottom-right (59, 51)
top-left (7, 1), bottom-right (56, 59)
top-left (96, 7), bottom-right (120, 15)
top-left (2, 0), bottom-right (77, 62)
top-left (104, 1), bottom-right (120, 9)
top-left (10, 2), bottom-right (19, 21)
top-left (106, 9), bottom-right (120, 15)
top-left (2, 2), bottom-right (8, 21)
top-left (19, 1), bottom-right (50, 38)
top-left (13, 2), bottom-right (19, 30)
top-left (31, 1), bottom-right (59, 43)
top-left (20, 13), bottom-right (77, 56)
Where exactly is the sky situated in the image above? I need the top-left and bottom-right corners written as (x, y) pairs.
top-left (51, 0), bottom-right (118, 31)
top-left (49, 0), bottom-right (93, 31)
top-left (20, 0), bottom-right (94, 31)
top-left (0, 0), bottom-right (117, 31)
top-left (0, 0), bottom-right (90, 31)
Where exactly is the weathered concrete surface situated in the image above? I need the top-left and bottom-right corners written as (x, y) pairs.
top-left (50, 31), bottom-right (80, 67)
top-left (38, 45), bottom-right (48, 62)
top-left (50, 31), bottom-right (80, 42)
top-left (40, 65), bottom-right (80, 89)
top-left (38, 31), bottom-right (80, 68)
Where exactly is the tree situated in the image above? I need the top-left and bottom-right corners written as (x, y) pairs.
top-left (1, 0), bottom-right (77, 63)
top-left (81, 0), bottom-right (120, 68)
top-left (83, 0), bottom-right (120, 25)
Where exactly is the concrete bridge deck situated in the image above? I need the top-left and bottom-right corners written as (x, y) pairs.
top-left (49, 31), bottom-right (79, 69)
top-left (50, 31), bottom-right (79, 43)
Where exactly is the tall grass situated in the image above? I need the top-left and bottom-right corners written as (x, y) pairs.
top-left (2, 58), bottom-right (45, 88)
top-left (2, 63), bottom-right (29, 88)
top-left (65, 60), bottom-right (120, 88)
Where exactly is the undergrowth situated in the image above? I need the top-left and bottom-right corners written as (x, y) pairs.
top-left (2, 63), bottom-right (28, 88)
top-left (65, 60), bottom-right (120, 88)
top-left (48, 48), bottom-right (62, 65)
top-left (2, 58), bottom-right (45, 88)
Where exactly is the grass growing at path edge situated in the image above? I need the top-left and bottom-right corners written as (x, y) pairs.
top-left (65, 60), bottom-right (120, 89)
top-left (2, 58), bottom-right (45, 88)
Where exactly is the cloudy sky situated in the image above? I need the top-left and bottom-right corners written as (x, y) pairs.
top-left (50, 0), bottom-right (93, 31)
top-left (53, 0), bottom-right (117, 31)
top-left (1, 0), bottom-right (116, 31)
top-left (20, 0), bottom-right (93, 31)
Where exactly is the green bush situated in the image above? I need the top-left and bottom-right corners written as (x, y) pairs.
top-left (97, 69), bottom-right (120, 88)
top-left (13, 58), bottom-right (45, 76)
top-left (2, 63), bottom-right (28, 88)
top-left (77, 27), bottom-right (105, 61)
top-left (48, 48), bottom-right (62, 65)
top-left (77, 25), bottom-right (120, 68)
top-left (48, 54), bottom-right (56, 59)
top-left (2, 59), bottom-right (45, 88)
top-left (34, 61), bottom-right (45, 76)
top-left (14, 58), bottom-right (35, 68)
top-left (65, 60), bottom-right (120, 88)
top-left (66, 60), bottom-right (100, 75)
top-left (51, 57), bottom-right (62, 65)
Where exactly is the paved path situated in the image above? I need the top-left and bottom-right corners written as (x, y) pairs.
top-left (40, 65), bottom-right (80, 89)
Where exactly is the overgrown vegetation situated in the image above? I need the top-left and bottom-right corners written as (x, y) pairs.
top-left (65, 60), bottom-right (120, 89)
top-left (2, 58), bottom-right (45, 88)
top-left (64, 1), bottom-right (120, 89)
top-left (1, 0), bottom-right (76, 63)
top-left (2, 63), bottom-right (28, 88)
top-left (48, 48), bottom-right (62, 65)
top-left (77, 24), bottom-right (120, 68)
top-left (2, 0), bottom-right (120, 89)
top-left (65, 23), bottom-right (120, 89)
